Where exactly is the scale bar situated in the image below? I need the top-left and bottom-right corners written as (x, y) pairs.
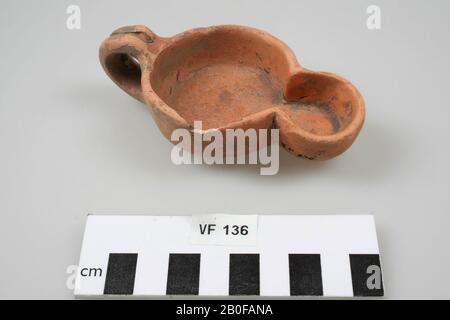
top-left (76, 215), bottom-right (383, 298)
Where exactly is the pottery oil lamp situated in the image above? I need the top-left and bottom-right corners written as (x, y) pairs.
top-left (100, 25), bottom-right (364, 160)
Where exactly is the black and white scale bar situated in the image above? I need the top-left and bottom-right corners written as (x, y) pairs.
top-left (75, 215), bottom-right (383, 298)
top-left (100, 252), bottom-right (383, 297)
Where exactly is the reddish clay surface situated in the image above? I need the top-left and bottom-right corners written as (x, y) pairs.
top-left (100, 25), bottom-right (365, 160)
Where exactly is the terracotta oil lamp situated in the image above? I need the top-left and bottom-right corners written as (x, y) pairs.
top-left (100, 25), bottom-right (365, 160)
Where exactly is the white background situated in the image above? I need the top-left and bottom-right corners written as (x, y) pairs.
top-left (0, 0), bottom-right (449, 299)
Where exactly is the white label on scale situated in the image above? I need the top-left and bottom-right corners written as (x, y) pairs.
top-left (190, 214), bottom-right (258, 246)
